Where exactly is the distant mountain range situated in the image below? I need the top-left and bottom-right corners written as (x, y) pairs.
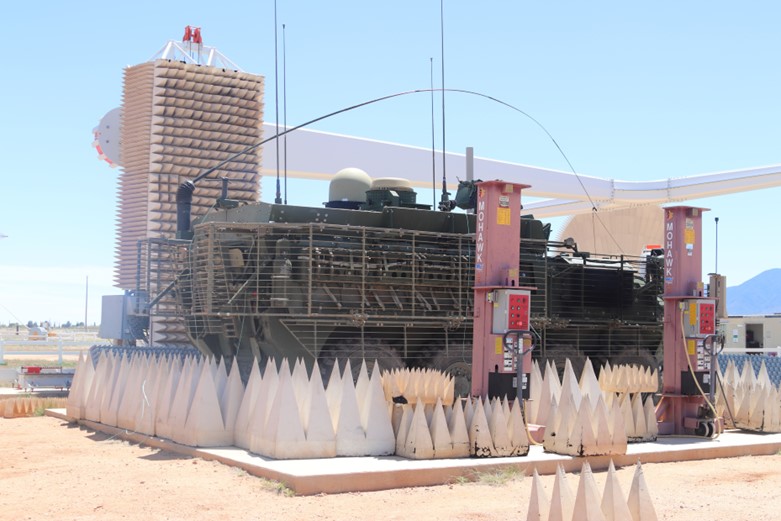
top-left (727, 268), bottom-right (781, 316)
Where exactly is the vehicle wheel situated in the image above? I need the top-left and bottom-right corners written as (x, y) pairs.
top-left (431, 351), bottom-right (472, 398)
top-left (318, 337), bottom-right (405, 383)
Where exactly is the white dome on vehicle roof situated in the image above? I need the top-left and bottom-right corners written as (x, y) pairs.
top-left (329, 167), bottom-right (373, 203)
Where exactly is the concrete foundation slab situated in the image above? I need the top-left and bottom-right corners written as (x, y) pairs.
top-left (47, 408), bottom-right (781, 496)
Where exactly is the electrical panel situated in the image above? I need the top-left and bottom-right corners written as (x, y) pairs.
top-left (492, 289), bottom-right (531, 334)
top-left (682, 299), bottom-right (716, 337)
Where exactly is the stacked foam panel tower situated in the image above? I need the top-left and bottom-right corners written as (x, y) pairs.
top-left (117, 58), bottom-right (264, 343)
top-left (526, 461), bottom-right (658, 521)
top-left (598, 362), bottom-right (659, 442)
top-left (717, 359), bottom-right (781, 432)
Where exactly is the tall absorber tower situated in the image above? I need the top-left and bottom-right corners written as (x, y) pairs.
top-left (98, 30), bottom-right (265, 344)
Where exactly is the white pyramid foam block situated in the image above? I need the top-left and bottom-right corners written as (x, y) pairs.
top-left (233, 358), bottom-right (261, 449)
top-left (85, 353), bottom-right (111, 422)
top-left (447, 399), bottom-right (470, 458)
top-left (628, 462), bottom-right (658, 521)
top-left (221, 358), bottom-right (245, 435)
top-left (264, 362), bottom-right (308, 459)
top-left (155, 357), bottom-right (183, 440)
top-left (134, 356), bottom-right (162, 435)
top-left (168, 358), bottom-right (199, 444)
top-left (249, 361), bottom-right (279, 456)
top-left (488, 398), bottom-right (512, 456)
top-left (334, 363), bottom-right (367, 456)
top-left (66, 352), bottom-right (88, 419)
top-left (469, 399), bottom-right (496, 457)
top-left (362, 363), bottom-right (395, 456)
top-left (117, 355), bottom-right (144, 430)
top-left (184, 360), bottom-right (231, 447)
top-left (602, 460), bottom-right (632, 521)
top-left (507, 398), bottom-right (530, 456)
top-left (102, 354), bottom-right (130, 427)
top-left (303, 361), bottom-right (336, 457)
top-left (548, 464), bottom-right (575, 521)
top-left (527, 469), bottom-right (549, 521)
top-left (402, 400), bottom-right (434, 459)
top-left (429, 398), bottom-right (454, 458)
top-left (572, 462), bottom-right (607, 521)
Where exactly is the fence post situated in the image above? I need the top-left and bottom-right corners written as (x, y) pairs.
top-left (58, 337), bottom-right (63, 366)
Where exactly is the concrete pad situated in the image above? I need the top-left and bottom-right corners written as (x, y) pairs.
top-left (46, 408), bottom-right (781, 497)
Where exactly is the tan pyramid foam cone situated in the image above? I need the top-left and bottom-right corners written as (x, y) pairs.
top-left (469, 398), bottom-right (497, 457)
top-left (529, 360), bottom-right (543, 424)
top-left (541, 395), bottom-right (559, 452)
top-left (134, 357), bottom-right (163, 435)
top-left (572, 462), bottom-right (607, 521)
top-left (325, 358), bottom-right (343, 428)
top-left (562, 358), bottom-right (583, 410)
top-left (484, 396), bottom-right (494, 426)
top-left (631, 394), bottom-right (648, 441)
top-left (548, 464), bottom-right (575, 521)
top-left (602, 460), bottom-right (632, 521)
top-left (488, 398), bottom-right (513, 456)
top-left (220, 358), bottom-right (245, 435)
top-left (66, 352), bottom-right (87, 419)
top-left (77, 352), bottom-right (96, 420)
top-left (303, 361), bottom-right (336, 457)
top-left (184, 360), bottom-right (231, 447)
top-left (527, 469), bottom-right (550, 521)
top-left (233, 358), bottom-right (263, 450)
top-left (155, 357), bottom-right (183, 440)
top-left (620, 394), bottom-right (636, 439)
top-left (535, 364), bottom-right (554, 426)
top-left (400, 400), bottom-right (434, 459)
top-left (643, 396), bottom-right (658, 440)
top-left (569, 396), bottom-right (597, 456)
top-left (247, 364), bottom-right (275, 455)
top-left (167, 358), bottom-right (199, 443)
top-left (262, 362), bottom-right (307, 458)
top-left (395, 404), bottom-right (413, 455)
top-left (448, 399), bottom-right (470, 457)
top-left (175, 360), bottom-right (212, 446)
top-left (463, 395), bottom-right (475, 429)
top-left (102, 354), bottom-right (130, 427)
top-left (381, 367), bottom-right (455, 406)
top-left (362, 363), bottom-right (395, 455)
top-left (355, 360), bottom-right (370, 406)
top-left (627, 462), bottom-right (658, 521)
top-left (507, 398), bottom-right (530, 456)
top-left (214, 357), bottom-right (228, 399)
top-left (553, 390), bottom-right (577, 454)
top-left (599, 362), bottom-right (609, 391)
top-left (593, 395), bottom-right (614, 456)
top-left (85, 353), bottom-right (111, 422)
top-left (580, 358), bottom-right (602, 407)
top-left (334, 362), bottom-right (368, 456)
top-left (117, 355), bottom-right (144, 430)
top-left (610, 398), bottom-right (628, 454)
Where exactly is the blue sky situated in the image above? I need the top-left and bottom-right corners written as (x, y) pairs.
top-left (1, 1), bottom-right (780, 325)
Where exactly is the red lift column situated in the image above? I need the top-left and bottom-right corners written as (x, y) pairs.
top-left (471, 181), bottom-right (533, 399)
top-left (656, 206), bottom-right (718, 436)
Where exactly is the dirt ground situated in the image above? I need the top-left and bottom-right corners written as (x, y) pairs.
top-left (1, 416), bottom-right (780, 521)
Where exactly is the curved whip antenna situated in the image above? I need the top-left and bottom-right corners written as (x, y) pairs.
top-left (190, 87), bottom-right (618, 249)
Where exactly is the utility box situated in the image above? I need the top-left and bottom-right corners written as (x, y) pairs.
top-left (682, 299), bottom-right (716, 337)
top-left (99, 292), bottom-right (149, 343)
top-left (492, 289), bottom-right (531, 334)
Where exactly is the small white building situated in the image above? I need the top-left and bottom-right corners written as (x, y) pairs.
top-left (720, 315), bottom-right (781, 355)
